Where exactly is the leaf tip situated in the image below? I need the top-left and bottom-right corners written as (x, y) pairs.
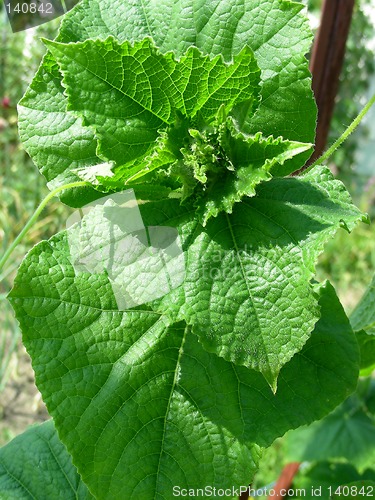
top-left (263, 370), bottom-right (279, 394)
top-left (362, 213), bottom-right (371, 225)
top-left (41, 38), bottom-right (56, 49)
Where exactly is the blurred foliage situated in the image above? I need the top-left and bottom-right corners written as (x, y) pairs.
top-left (0, 1), bottom-right (67, 245)
top-left (252, 377), bottom-right (375, 497)
top-left (284, 378), bottom-right (375, 472)
top-left (304, 0), bottom-right (375, 197)
top-left (330, 1), bottom-right (375, 191)
top-left (252, 437), bottom-right (287, 492)
top-left (0, 5), bottom-right (70, 396)
top-left (316, 220), bottom-right (375, 314)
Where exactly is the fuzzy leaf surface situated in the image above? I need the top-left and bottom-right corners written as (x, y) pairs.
top-left (191, 126), bottom-right (312, 224)
top-left (44, 37), bottom-right (260, 174)
top-left (0, 421), bottom-right (93, 499)
top-left (9, 228), bottom-right (359, 499)
top-left (127, 125), bottom-right (311, 225)
top-left (18, 0), bottom-right (316, 205)
top-left (174, 167), bottom-right (364, 386)
top-left (42, 35), bottom-right (312, 222)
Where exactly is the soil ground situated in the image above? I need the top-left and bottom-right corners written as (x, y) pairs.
top-left (0, 341), bottom-right (49, 446)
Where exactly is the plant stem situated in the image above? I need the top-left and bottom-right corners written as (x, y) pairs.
top-left (0, 181), bottom-right (88, 274)
top-left (303, 92), bottom-right (375, 174)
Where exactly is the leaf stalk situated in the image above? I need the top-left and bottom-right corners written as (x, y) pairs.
top-left (304, 93), bottom-right (375, 174)
top-left (0, 181), bottom-right (88, 274)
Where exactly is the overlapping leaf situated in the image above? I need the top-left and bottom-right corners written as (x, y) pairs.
top-left (18, 0), bottom-right (316, 205)
top-left (351, 274), bottom-right (375, 335)
top-left (8, 1), bottom-right (365, 497)
top-left (285, 382), bottom-right (375, 473)
top-left (46, 37), bottom-right (259, 168)
top-left (0, 421), bottom-right (93, 499)
top-left (349, 275), bottom-right (375, 372)
top-left (163, 167), bottom-right (364, 387)
top-left (42, 34), bottom-right (315, 223)
top-left (9, 222), bottom-right (359, 499)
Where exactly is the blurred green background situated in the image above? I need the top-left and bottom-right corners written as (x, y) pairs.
top-left (0, 0), bottom-right (70, 444)
top-left (0, 0), bottom-right (375, 492)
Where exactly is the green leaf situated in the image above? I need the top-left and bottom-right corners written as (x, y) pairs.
top-left (17, 51), bottom-right (101, 207)
top-left (0, 421), bottom-right (93, 499)
top-left (292, 462), bottom-right (375, 500)
top-left (355, 330), bottom-right (375, 372)
top-left (284, 387), bottom-right (375, 473)
top-left (190, 123), bottom-right (313, 224)
top-left (175, 167), bottom-right (364, 387)
top-left (62, 0), bottom-right (316, 145)
top-left (42, 33), bottom-right (312, 223)
top-left (364, 379), bottom-right (375, 416)
top-left (43, 36), bottom-right (260, 185)
top-left (9, 226), bottom-right (359, 499)
top-left (348, 276), bottom-right (375, 372)
top-left (351, 274), bottom-right (375, 335)
top-left (18, 0), bottom-right (316, 205)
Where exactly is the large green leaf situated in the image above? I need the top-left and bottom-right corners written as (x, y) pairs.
top-left (45, 36), bottom-right (294, 210)
top-left (0, 421), bottom-right (93, 499)
top-left (18, 0), bottom-right (316, 206)
top-left (44, 38), bottom-right (260, 171)
top-left (172, 167), bottom-right (364, 386)
top-left (59, 0), bottom-right (316, 144)
top-left (9, 223), bottom-right (359, 500)
top-left (355, 330), bottom-right (375, 373)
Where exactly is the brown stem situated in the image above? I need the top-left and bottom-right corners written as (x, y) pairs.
top-left (309, 0), bottom-right (355, 164)
top-left (267, 462), bottom-right (301, 499)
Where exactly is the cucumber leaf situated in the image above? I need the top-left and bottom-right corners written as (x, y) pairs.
top-left (9, 235), bottom-right (359, 499)
top-left (18, 0), bottom-right (316, 206)
top-left (285, 381), bottom-right (375, 473)
top-left (0, 421), bottom-right (93, 499)
top-left (43, 37), bottom-right (266, 203)
top-left (351, 274), bottom-right (375, 335)
top-left (170, 167), bottom-right (364, 387)
top-left (349, 275), bottom-right (375, 372)
top-left (44, 35), bottom-right (314, 223)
